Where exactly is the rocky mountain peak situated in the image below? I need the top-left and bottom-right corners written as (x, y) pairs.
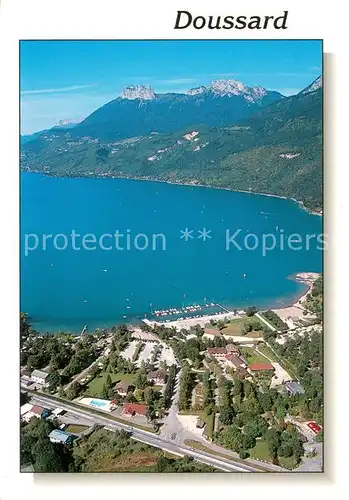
top-left (121, 85), bottom-right (155, 100)
top-left (191, 79), bottom-right (270, 102)
top-left (187, 86), bottom-right (207, 96)
top-left (299, 76), bottom-right (322, 95)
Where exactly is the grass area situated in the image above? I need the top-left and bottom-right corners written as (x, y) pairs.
top-left (184, 440), bottom-right (267, 471)
top-left (278, 455), bottom-right (298, 470)
top-left (264, 343), bottom-right (300, 380)
top-left (153, 385), bottom-right (163, 392)
top-left (202, 412), bottom-right (215, 439)
top-left (85, 372), bottom-right (136, 397)
top-left (249, 440), bottom-right (298, 470)
top-left (257, 344), bottom-right (279, 362)
top-left (249, 440), bottom-right (271, 462)
top-left (220, 317), bottom-right (264, 337)
top-left (240, 347), bottom-right (270, 365)
top-left (65, 424), bottom-right (89, 434)
top-left (83, 450), bottom-right (159, 472)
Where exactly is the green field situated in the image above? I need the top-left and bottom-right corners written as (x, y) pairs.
top-left (202, 412), bottom-right (215, 439)
top-left (249, 440), bottom-right (298, 470)
top-left (249, 440), bottom-right (271, 462)
top-left (257, 344), bottom-right (279, 362)
top-left (220, 317), bottom-right (264, 337)
top-left (65, 424), bottom-right (89, 434)
top-left (85, 372), bottom-right (136, 397)
top-left (240, 347), bottom-right (270, 365)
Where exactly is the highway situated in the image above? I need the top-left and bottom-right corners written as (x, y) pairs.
top-left (30, 393), bottom-right (263, 473)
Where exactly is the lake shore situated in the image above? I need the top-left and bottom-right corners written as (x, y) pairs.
top-left (22, 169), bottom-right (323, 217)
top-left (142, 272), bottom-right (321, 332)
top-left (271, 272), bottom-right (321, 323)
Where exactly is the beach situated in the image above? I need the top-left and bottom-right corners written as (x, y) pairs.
top-left (271, 272), bottom-right (320, 328)
top-left (142, 272), bottom-right (321, 332)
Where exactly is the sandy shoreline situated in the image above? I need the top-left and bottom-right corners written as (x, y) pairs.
top-left (271, 272), bottom-right (320, 325)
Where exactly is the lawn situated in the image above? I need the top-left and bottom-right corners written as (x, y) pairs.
top-left (249, 440), bottom-right (271, 462)
top-left (82, 450), bottom-right (159, 472)
top-left (240, 347), bottom-right (270, 365)
top-left (202, 412), bottom-right (215, 439)
top-left (65, 424), bottom-right (89, 434)
top-left (85, 372), bottom-right (136, 397)
top-left (257, 344), bottom-right (279, 362)
top-left (249, 440), bottom-right (298, 470)
top-left (221, 317), bottom-right (264, 337)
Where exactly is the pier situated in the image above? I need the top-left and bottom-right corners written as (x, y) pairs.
top-left (216, 304), bottom-right (231, 313)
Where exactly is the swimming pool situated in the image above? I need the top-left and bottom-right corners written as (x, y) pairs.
top-left (89, 399), bottom-right (109, 409)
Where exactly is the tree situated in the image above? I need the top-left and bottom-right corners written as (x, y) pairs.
top-left (48, 371), bottom-right (60, 391)
top-left (276, 405), bottom-right (286, 421)
top-left (243, 433), bottom-right (256, 450)
top-left (219, 424), bottom-right (244, 453)
top-left (219, 406), bottom-right (235, 426)
top-left (233, 378), bottom-right (243, 397)
top-left (32, 438), bottom-right (65, 472)
top-left (135, 372), bottom-right (148, 390)
top-left (245, 306), bottom-right (257, 317)
top-left (156, 454), bottom-right (171, 472)
top-left (265, 428), bottom-right (281, 459)
top-left (66, 381), bottom-right (80, 400)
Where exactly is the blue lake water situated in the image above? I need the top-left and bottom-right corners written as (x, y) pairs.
top-left (20, 172), bottom-right (323, 332)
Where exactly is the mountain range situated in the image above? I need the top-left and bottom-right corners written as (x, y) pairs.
top-left (20, 76), bottom-right (323, 210)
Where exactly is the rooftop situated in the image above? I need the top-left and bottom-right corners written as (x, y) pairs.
top-left (225, 354), bottom-right (245, 366)
top-left (285, 381), bottom-right (305, 395)
top-left (207, 347), bottom-right (227, 355)
top-left (123, 403), bottom-right (147, 416)
top-left (248, 363), bottom-right (274, 371)
top-left (49, 429), bottom-right (73, 443)
top-left (31, 369), bottom-right (49, 380)
top-left (31, 405), bottom-right (44, 415)
top-left (226, 343), bottom-right (239, 352)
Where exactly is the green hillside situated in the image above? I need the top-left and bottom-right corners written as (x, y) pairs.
top-left (21, 88), bottom-right (322, 211)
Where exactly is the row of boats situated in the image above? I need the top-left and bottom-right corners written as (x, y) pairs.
top-left (152, 302), bottom-right (217, 317)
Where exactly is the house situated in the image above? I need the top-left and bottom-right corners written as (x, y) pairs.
top-left (225, 354), bottom-right (247, 369)
top-left (248, 363), bottom-right (275, 373)
top-left (148, 370), bottom-right (166, 385)
top-left (203, 328), bottom-right (222, 340)
top-left (115, 381), bottom-right (130, 396)
top-left (31, 369), bottom-right (50, 386)
top-left (122, 403), bottom-right (147, 417)
top-left (49, 429), bottom-right (74, 445)
top-left (207, 347), bottom-right (227, 359)
top-left (225, 343), bottom-right (239, 354)
top-left (20, 403), bottom-right (33, 420)
top-left (306, 421), bottom-right (322, 436)
top-left (285, 381), bottom-right (305, 396)
top-left (22, 405), bottom-right (45, 422)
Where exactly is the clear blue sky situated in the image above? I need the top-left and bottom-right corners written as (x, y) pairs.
top-left (20, 40), bottom-right (322, 134)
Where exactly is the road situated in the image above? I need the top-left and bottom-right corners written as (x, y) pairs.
top-left (255, 312), bottom-right (277, 332)
top-left (29, 392), bottom-right (262, 472)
